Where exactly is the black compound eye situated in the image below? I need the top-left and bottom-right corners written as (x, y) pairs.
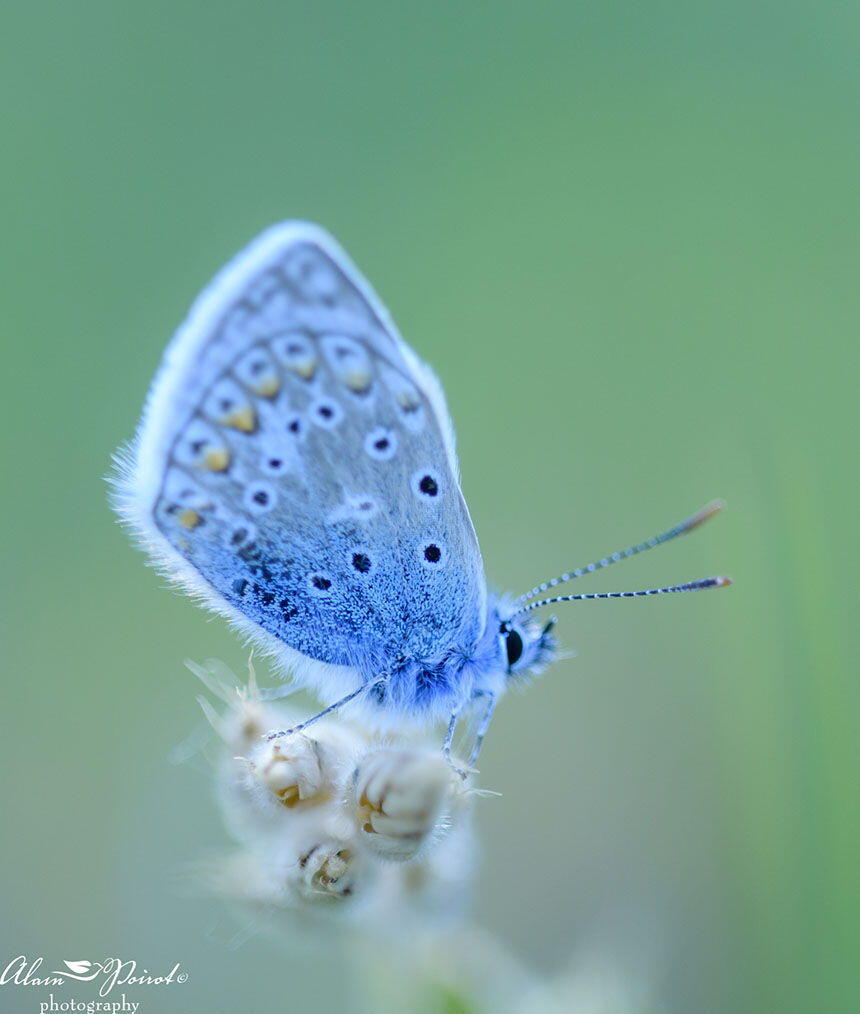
top-left (504, 626), bottom-right (524, 668)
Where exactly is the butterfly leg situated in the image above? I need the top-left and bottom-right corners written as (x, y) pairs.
top-left (257, 683), bottom-right (301, 702)
top-left (442, 704), bottom-right (462, 757)
top-left (442, 700), bottom-right (470, 780)
top-left (467, 691), bottom-right (497, 768)
top-left (265, 676), bottom-right (387, 741)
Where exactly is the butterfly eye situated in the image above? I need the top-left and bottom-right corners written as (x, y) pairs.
top-left (501, 624), bottom-right (524, 669)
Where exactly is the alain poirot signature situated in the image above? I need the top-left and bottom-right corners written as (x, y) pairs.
top-left (2, 956), bottom-right (188, 997)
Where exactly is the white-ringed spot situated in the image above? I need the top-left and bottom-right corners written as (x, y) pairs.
top-left (235, 347), bottom-right (281, 398)
top-left (411, 468), bottom-right (441, 499)
top-left (244, 483), bottom-right (278, 513)
top-left (327, 494), bottom-right (379, 524)
top-left (310, 397), bottom-right (342, 429)
top-left (284, 414), bottom-right (307, 440)
top-left (364, 427), bottom-right (397, 461)
top-left (418, 541), bottom-right (446, 568)
top-left (272, 332), bottom-right (318, 381)
top-left (261, 454), bottom-right (290, 477)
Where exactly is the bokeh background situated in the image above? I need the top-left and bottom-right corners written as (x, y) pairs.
top-left (2, 2), bottom-right (858, 1011)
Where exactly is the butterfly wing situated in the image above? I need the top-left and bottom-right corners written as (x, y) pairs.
top-left (115, 223), bottom-right (487, 688)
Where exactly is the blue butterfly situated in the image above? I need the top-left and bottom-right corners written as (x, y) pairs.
top-left (112, 223), bottom-right (728, 768)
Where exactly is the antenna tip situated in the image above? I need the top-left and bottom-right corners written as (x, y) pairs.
top-left (712, 575), bottom-right (732, 588)
top-left (687, 498), bottom-right (726, 531)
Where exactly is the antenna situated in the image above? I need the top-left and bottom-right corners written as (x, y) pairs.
top-left (514, 499), bottom-right (725, 605)
top-left (506, 576), bottom-right (731, 622)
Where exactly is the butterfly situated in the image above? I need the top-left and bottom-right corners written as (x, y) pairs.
top-left (112, 222), bottom-right (729, 768)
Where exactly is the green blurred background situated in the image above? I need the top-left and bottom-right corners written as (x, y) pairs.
top-left (1, 1), bottom-right (857, 1010)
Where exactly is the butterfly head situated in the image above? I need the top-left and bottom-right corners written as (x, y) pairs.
top-left (497, 613), bottom-right (558, 678)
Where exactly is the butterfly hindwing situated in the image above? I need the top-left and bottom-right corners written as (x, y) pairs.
top-left (123, 223), bottom-right (487, 674)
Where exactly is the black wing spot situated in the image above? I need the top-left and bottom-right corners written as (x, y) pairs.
top-left (308, 572), bottom-right (333, 595)
top-left (245, 485), bottom-right (277, 513)
top-left (364, 427), bottom-right (397, 460)
top-left (311, 398), bottom-right (342, 428)
top-left (262, 455), bottom-right (288, 476)
top-left (352, 552), bottom-right (372, 574)
top-left (411, 468), bottom-right (442, 500)
top-left (418, 539), bottom-right (446, 568)
top-left (236, 541), bottom-right (271, 576)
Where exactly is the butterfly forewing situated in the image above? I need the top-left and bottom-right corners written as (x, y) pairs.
top-left (134, 225), bottom-right (486, 672)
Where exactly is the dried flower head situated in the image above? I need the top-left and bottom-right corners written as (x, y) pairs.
top-left (187, 658), bottom-right (477, 927)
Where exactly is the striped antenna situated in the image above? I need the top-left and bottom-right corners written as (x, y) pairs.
top-left (513, 499), bottom-right (725, 606)
top-left (506, 576), bottom-right (731, 622)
